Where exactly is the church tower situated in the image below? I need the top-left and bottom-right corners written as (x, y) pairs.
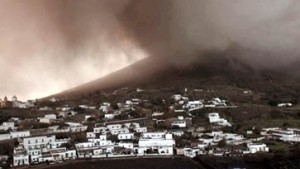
top-left (12, 95), bottom-right (18, 102)
top-left (1, 96), bottom-right (11, 108)
top-left (4, 96), bottom-right (8, 102)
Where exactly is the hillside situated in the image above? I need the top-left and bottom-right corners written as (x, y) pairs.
top-left (48, 57), bottom-right (169, 99)
top-left (47, 54), bottom-right (300, 103)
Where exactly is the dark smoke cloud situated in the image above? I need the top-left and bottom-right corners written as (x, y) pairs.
top-left (120, 0), bottom-right (300, 68)
top-left (1, 0), bottom-right (299, 100)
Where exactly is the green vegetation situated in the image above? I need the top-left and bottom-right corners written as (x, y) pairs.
top-left (268, 142), bottom-right (291, 153)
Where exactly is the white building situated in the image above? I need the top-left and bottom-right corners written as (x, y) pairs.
top-left (107, 124), bottom-right (122, 131)
top-left (93, 127), bottom-right (107, 134)
top-left (10, 131), bottom-right (30, 139)
top-left (45, 114), bottom-right (57, 120)
top-left (13, 151), bottom-right (29, 166)
top-left (22, 135), bottom-right (69, 153)
top-left (183, 101), bottom-right (204, 110)
top-left (13, 135), bottom-right (70, 166)
top-left (134, 127), bottom-right (147, 133)
top-left (277, 103), bottom-right (293, 107)
top-left (49, 148), bottom-right (77, 161)
top-left (75, 142), bottom-right (100, 158)
top-left (48, 125), bottom-right (70, 134)
top-left (66, 122), bottom-right (88, 133)
top-left (247, 143), bottom-right (269, 154)
top-left (87, 132), bottom-right (96, 139)
top-left (88, 135), bottom-right (113, 147)
top-left (39, 106), bottom-right (53, 111)
top-left (99, 102), bottom-right (111, 113)
top-left (0, 122), bottom-right (15, 130)
top-left (118, 142), bottom-right (134, 149)
top-left (104, 113), bottom-right (117, 119)
top-left (183, 148), bottom-right (202, 158)
top-left (118, 133), bottom-right (134, 140)
top-left (208, 113), bottom-right (232, 127)
top-left (110, 128), bottom-right (130, 135)
top-left (172, 130), bottom-right (185, 137)
top-left (0, 133), bottom-right (11, 141)
top-left (138, 132), bottom-right (175, 155)
top-left (171, 120), bottom-right (186, 128)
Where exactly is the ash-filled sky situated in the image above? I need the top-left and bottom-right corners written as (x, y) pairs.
top-left (1, 0), bottom-right (300, 100)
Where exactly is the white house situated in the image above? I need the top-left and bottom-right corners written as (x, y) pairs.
top-left (93, 127), bottom-right (107, 134)
top-left (171, 120), bottom-right (186, 128)
top-left (22, 135), bottom-right (69, 153)
top-left (39, 106), bottom-right (53, 111)
top-left (277, 103), bottom-right (293, 107)
top-left (104, 113), bottom-right (117, 119)
top-left (38, 114), bottom-right (57, 124)
top-left (134, 127), bottom-right (147, 133)
top-left (45, 114), bottom-right (57, 120)
top-left (0, 122), bottom-right (15, 130)
top-left (107, 124), bottom-right (122, 131)
top-left (13, 141), bottom-right (65, 166)
top-left (10, 131), bottom-right (30, 139)
top-left (88, 135), bottom-right (113, 147)
top-left (183, 101), bottom-right (204, 110)
top-left (183, 148), bottom-right (202, 158)
top-left (172, 130), bottom-right (185, 137)
top-left (99, 102), bottom-right (111, 113)
top-left (47, 126), bottom-right (70, 134)
top-left (58, 111), bottom-right (78, 117)
top-left (173, 95), bottom-right (187, 101)
top-left (87, 132), bottom-right (96, 139)
top-left (61, 106), bottom-right (71, 111)
top-left (13, 153), bottom-right (29, 166)
top-left (110, 128), bottom-right (130, 135)
top-left (138, 132), bottom-right (175, 155)
top-left (0, 133), bottom-right (11, 141)
top-left (208, 113), bottom-right (232, 127)
top-left (50, 97), bottom-right (57, 102)
top-left (75, 142), bottom-right (99, 158)
top-left (66, 122), bottom-right (88, 133)
top-left (208, 113), bottom-right (221, 123)
top-left (118, 133), bottom-right (134, 140)
top-left (247, 143), bottom-right (269, 154)
top-left (118, 142), bottom-right (134, 149)
top-left (49, 148), bottom-right (77, 161)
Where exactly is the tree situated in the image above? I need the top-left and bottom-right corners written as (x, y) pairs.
top-left (70, 133), bottom-right (86, 144)
top-left (114, 114), bottom-right (128, 120)
top-left (218, 139), bottom-right (227, 148)
top-left (61, 142), bottom-right (73, 149)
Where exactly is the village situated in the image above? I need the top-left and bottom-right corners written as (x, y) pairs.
top-left (0, 88), bottom-right (299, 168)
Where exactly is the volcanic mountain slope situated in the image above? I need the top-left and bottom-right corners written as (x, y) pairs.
top-left (49, 57), bottom-right (170, 99)
top-left (47, 53), bottom-right (300, 102)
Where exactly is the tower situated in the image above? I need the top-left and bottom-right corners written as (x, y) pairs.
top-left (4, 96), bottom-right (8, 102)
top-left (12, 95), bottom-right (18, 102)
top-left (1, 96), bottom-right (12, 108)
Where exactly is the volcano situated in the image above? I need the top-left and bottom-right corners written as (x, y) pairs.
top-left (46, 52), bottom-right (300, 101)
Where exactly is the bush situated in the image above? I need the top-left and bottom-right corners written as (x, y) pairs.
top-left (218, 139), bottom-right (227, 148)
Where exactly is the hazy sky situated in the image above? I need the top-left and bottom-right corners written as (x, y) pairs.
top-left (1, 0), bottom-right (300, 100)
top-left (0, 1), bottom-right (146, 100)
